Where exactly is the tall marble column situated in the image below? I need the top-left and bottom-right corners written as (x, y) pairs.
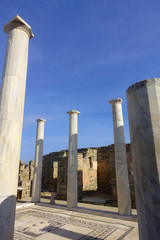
top-left (67, 110), bottom-right (80, 208)
top-left (32, 119), bottom-right (46, 203)
top-left (0, 15), bottom-right (33, 239)
top-left (109, 98), bottom-right (131, 216)
top-left (127, 78), bottom-right (160, 240)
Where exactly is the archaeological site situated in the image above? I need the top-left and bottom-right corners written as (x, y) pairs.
top-left (18, 144), bottom-right (136, 208)
top-left (0, 14), bottom-right (160, 240)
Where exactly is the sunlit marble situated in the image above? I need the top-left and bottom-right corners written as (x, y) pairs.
top-left (67, 110), bottom-right (80, 208)
top-left (0, 15), bottom-right (33, 240)
top-left (109, 98), bottom-right (131, 216)
top-left (127, 78), bottom-right (160, 240)
top-left (32, 119), bottom-right (46, 203)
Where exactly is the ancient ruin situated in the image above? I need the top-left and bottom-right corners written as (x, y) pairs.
top-left (109, 98), bottom-right (131, 215)
top-left (0, 15), bottom-right (33, 240)
top-left (18, 144), bottom-right (136, 208)
top-left (127, 78), bottom-right (160, 240)
top-left (0, 14), bottom-right (160, 240)
top-left (67, 110), bottom-right (80, 208)
top-left (32, 119), bottom-right (46, 203)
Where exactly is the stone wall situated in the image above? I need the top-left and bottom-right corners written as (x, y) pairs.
top-left (19, 144), bottom-right (136, 208)
top-left (42, 148), bottom-right (98, 200)
top-left (97, 146), bottom-right (113, 194)
top-left (41, 144), bottom-right (135, 207)
top-left (97, 144), bottom-right (135, 208)
top-left (18, 160), bottom-right (34, 198)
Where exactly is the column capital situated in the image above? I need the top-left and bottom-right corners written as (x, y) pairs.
top-left (67, 110), bottom-right (80, 115)
top-left (127, 78), bottom-right (160, 93)
top-left (109, 98), bottom-right (123, 105)
top-left (36, 118), bottom-right (46, 123)
top-left (4, 15), bottom-right (34, 39)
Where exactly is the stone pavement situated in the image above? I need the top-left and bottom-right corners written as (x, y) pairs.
top-left (15, 200), bottom-right (138, 239)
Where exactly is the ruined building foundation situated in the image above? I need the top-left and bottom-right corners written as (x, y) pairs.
top-left (18, 144), bottom-right (136, 209)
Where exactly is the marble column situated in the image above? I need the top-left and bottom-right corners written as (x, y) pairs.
top-left (67, 110), bottom-right (80, 208)
top-left (0, 15), bottom-right (33, 239)
top-left (32, 119), bottom-right (46, 203)
top-left (109, 98), bottom-right (131, 216)
top-left (127, 78), bottom-right (160, 240)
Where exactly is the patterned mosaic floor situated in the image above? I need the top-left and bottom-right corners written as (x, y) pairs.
top-left (14, 205), bottom-right (138, 240)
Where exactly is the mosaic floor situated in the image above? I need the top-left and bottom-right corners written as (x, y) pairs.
top-left (14, 205), bottom-right (138, 240)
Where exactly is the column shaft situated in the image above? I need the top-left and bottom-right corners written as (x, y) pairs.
top-left (0, 16), bottom-right (33, 240)
top-left (32, 119), bottom-right (46, 203)
top-left (67, 110), bottom-right (80, 208)
top-left (109, 98), bottom-right (131, 215)
top-left (127, 78), bottom-right (160, 240)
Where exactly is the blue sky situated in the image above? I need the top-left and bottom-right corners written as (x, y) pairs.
top-left (0, 0), bottom-right (160, 163)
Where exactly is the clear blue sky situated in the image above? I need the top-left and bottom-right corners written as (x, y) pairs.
top-left (0, 0), bottom-right (160, 163)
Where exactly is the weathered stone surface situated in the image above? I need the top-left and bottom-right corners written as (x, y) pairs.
top-left (19, 145), bottom-right (136, 209)
top-left (18, 160), bottom-right (34, 198)
top-left (0, 15), bottom-right (33, 240)
top-left (67, 110), bottom-right (80, 208)
top-left (14, 205), bottom-right (138, 240)
top-left (109, 98), bottom-right (131, 216)
top-left (32, 119), bottom-right (46, 203)
top-left (97, 146), bottom-right (112, 194)
top-left (127, 78), bottom-right (160, 240)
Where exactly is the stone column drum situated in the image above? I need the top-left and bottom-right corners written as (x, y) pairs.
top-left (0, 15), bottom-right (33, 239)
top-left (32, 119), bottom-right (46, 203)
top-left (67, 110), bottom-right (80, 208)
top-left (127, 78), bottom-right (160, 240)
top-left (109, 98), bottom-right (131, 215)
